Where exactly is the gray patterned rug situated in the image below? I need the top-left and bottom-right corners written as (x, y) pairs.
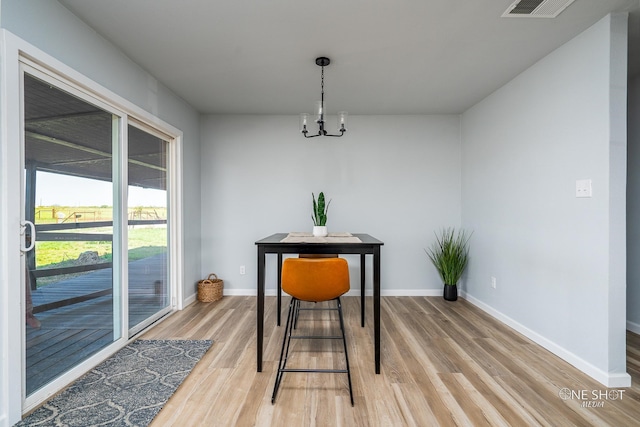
top-left (16, 339), bottom-right (212, 427)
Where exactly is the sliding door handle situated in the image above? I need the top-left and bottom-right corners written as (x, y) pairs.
top-left (20, 220), bottom-right (36, 252)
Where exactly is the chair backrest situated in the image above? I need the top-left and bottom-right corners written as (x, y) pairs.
top-left (282, 258), bottom-right (350, 302)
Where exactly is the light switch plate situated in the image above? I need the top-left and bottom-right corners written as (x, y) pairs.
top-left (576, 179), bottom-right (592, 198)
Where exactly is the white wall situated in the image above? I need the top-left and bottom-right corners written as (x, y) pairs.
top-left (0, 0), bottom-right (202, 299)
top-left (628, 75), bottom-right (640, 332)
top-left (461, 14), bottom-right (629, 386)
top-left (200, 115), bottom-right (461, 295)
top-left (0, 1), bottom-right (201, 425)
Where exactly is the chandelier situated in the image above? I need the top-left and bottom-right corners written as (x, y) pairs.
top-left (300, 57), bottom-right (347, 138)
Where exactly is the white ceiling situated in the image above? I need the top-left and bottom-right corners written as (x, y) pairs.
top-left (58, 0), bottom-right (639, 115)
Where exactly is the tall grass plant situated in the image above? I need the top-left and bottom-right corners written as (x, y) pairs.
top-left (425, 228), bottom-right (471, 286)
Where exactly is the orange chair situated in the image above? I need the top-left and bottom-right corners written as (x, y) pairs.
top-left (271, 257), bottom-right (354, 406)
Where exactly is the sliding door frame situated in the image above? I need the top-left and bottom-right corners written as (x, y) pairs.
top-left (0, 29), bottom-right (183, 420)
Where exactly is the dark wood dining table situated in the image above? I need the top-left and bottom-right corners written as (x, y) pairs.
top-left (255, 233), bottom-right (384, 374)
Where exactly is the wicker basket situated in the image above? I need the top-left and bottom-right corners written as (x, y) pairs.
top-left (197, 273), bottom-right (223, 302)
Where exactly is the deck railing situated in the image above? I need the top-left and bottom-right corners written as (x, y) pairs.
top-left (29, 219), bottom-right (166, 312)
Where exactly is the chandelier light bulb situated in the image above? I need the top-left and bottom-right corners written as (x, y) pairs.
top-left (299, 113), bottom-right (309, 133)
top-left (338, 111), bottom-right (348, 131)
top-left (315, 101), bottom-right (324, 123)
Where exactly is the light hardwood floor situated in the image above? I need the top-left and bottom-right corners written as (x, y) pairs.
top-left (143, 296), bottom-right (640, 426)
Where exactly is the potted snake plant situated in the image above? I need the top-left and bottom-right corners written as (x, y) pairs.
top-left (425, 228), bottom-right (471, 301)
top-left (311, 192), bottom-right (331, 237)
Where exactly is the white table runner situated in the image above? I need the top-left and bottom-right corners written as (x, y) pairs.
top-left (280, 232), bottom-right (362, 243)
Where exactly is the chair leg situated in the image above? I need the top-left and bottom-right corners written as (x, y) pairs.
top-left (272, 297), bottom-right (296, 404)
top-left (336, 297), bottom-right (354, 406)
top-left (272, 296), bottom-right (355, 406)
top-left (293, 298), bottom-right (301, 329)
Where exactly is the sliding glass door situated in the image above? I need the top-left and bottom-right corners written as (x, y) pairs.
top-left (22, 72), bottom-right (121, 396)
top-left (127, 124), bottom-right (171, 334)
top-left (21, 66), bottom-right (176, 403)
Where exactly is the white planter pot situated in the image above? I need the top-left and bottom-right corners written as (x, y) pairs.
top-left (313, 226), bottom-right (328, 237)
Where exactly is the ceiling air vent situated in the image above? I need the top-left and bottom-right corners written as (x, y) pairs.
top-left (502, 0), bottom-right (576, 18)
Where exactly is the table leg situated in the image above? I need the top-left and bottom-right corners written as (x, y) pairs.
top-left (360, 253), bottom-right (365, 327)
top-left (257, 246), bottom-right (265, 372)
top-left (374, 247), bottom-right (381, 374)
top-left (277, 253), bottom-right (282, 326)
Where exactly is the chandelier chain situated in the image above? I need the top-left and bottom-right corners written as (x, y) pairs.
top-left (321, 66), bottom-right (325, 110)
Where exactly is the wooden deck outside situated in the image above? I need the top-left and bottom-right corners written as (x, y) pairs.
top-left (25, 253), bottom-right (167, 395)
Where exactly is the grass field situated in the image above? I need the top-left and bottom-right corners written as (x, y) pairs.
top-left (33, 205), bottom-right (167, 269)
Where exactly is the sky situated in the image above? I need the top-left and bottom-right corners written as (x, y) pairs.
top-left (35, 171), bottom-right (166, 207)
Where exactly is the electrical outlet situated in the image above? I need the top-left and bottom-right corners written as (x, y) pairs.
top-left (576, 179), bottom-right (592, 198)
top-left (491, 276), bottom-right (497, 289)
top-left (240, 265), bottom-right (246, 275)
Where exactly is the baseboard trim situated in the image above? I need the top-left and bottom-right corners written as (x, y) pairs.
top-left (460, 291), bottom-right (631, 388)
top-left (627, 320), bottom-right (640, 335)
top-left (220, 288), bottom-right (443, 297)
top-left (182, 293), bottom-right (197, 308)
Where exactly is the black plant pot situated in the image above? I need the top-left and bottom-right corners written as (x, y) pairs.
top-left (443, 284), bottom-right (458, 301)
